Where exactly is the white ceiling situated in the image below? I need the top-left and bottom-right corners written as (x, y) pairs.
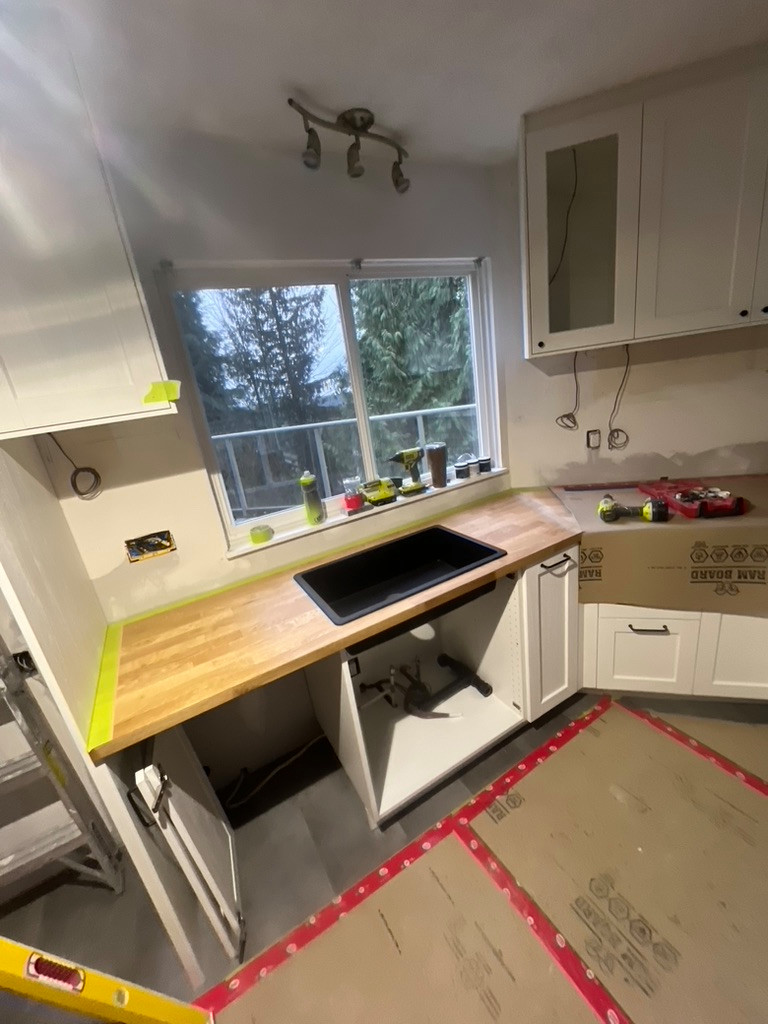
top-left (66, 0), bottom-right (768, 164)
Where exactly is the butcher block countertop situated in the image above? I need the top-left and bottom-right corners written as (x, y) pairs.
top-left (88, 489), bottom-right (581, 761)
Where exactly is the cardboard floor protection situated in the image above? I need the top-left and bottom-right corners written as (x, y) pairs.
top-left (218, 834), bottom-right (596, 1024)
top-left (473, 706), bottom-right (768, 1024)
top-left (654, 711), bottom-right (768, 782)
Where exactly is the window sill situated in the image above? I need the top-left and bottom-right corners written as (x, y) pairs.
top-left (224, 469), bottom-right (509, 560)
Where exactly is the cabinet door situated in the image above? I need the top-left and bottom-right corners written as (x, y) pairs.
top-left (596, 616), bottom-right (700, 694)
top-left (521, 546), bottom-right (579, 720)
top-left (636, 72), bottom-right (768, 338)
top-left (0, 8), bottom-right (170, 438)
top-left (135, 727), bottom-right (244, 959)
top-left (525, 105), bottom-right (642, 355)
top-left (695, 613), bottom-right (768, 700)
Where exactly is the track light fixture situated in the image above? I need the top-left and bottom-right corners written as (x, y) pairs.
top-left (302, 127), bottom-right (321, 170)
top-left (289, 97), bottom-right (411, 193)
top-left (347, 137), bottom-right (364, 178)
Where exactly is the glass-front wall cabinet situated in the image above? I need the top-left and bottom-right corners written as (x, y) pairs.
top-left (525, 105), bottom-right (642, 356)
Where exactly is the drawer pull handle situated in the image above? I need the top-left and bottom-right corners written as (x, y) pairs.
top-left (541, 554), bottom-right (572, 571)
top-left (628, 624), bottom-right (669, 635)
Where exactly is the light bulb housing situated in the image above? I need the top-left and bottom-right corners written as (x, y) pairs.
top-left (347, 139), bottom-right (364, 178)
top-left (302, 128), bottom-right (321, 170)
top-left (391, 160), bottom-right (410, 194)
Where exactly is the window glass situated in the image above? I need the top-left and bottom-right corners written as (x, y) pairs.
top-left (173, 286), bottom-right (363, 522)
top-left (349, 276), bottom-right (479, 474)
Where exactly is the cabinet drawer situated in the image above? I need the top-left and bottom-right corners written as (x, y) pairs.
top-left (597, 617), bottom-right (700, 694)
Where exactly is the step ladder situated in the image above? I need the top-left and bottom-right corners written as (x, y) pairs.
top-left (0, 638), bottom-right (123, 895)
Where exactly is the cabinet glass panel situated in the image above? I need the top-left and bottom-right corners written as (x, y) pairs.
top-left (546, 135), bottom-right (618, 333)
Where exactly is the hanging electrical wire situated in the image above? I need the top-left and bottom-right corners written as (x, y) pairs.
top-left (555, 350), bottom-right (580, 430)
top-left (47, 434), bottom-right (102, 498)
top-left (549, 147), bottom-right (578, 286)
top-left (607, 345), bottom-right (631, 450)
top-left (224, 735), bottom-right (325, 810)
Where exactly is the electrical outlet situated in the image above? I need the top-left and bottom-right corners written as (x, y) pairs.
top-left (125, 531), bottom-right (176, 563)
top-left (586, 429), bottom-right (601, 450)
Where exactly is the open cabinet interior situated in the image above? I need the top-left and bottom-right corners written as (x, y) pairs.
top-left (306, 577), bottom-right (524, 825)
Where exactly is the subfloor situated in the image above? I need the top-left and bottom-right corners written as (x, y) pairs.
top-left (1, 691), bottom-right (767, 1011)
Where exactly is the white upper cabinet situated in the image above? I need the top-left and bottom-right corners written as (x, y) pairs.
top-left (635, 72), bottom-right (768, 339)
top-left (524, 106), bottom-right (642, 356)
top-left (522, 64), bottom-right (768, 358)
top-left (751, 175), bottom-right (768, 323)
top-left (0, 7), bottom-right (172, 439)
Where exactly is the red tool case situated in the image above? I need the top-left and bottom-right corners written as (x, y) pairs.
top-left (638, 480), bottom-right (745, 518)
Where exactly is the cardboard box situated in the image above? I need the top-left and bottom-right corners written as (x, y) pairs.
top-left (555, 477), bottom-right (768, 615)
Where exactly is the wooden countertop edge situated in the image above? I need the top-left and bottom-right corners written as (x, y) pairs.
top-left (89, 489), bottom-right (582, 762)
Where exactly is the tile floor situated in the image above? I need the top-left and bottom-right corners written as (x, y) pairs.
top-left (3, 690), bottom-right (762, 1004)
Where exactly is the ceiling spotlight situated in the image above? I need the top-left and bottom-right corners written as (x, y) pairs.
top-left (347, 138), bottom-right (364, 179)
top-left (302, 127), bottom-right (321, 170)
top-left (288, 98), bottom-right (411, 192)
top-left (391, 160), bottom-right (410, 194)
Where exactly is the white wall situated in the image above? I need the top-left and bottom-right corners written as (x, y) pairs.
top-left (0, 438), bottom-right (106, 739)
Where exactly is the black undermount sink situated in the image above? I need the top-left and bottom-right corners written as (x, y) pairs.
top-left (294, 525), bottom-right (507, 625)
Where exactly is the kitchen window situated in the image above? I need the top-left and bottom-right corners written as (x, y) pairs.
top-left (166, 260), bottom-right (500, 546)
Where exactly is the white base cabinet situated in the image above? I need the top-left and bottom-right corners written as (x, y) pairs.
top-left (306, 579), bottom-right (525, 827)
top-left (306, 545), bottom-right (580, 826)
top-left (595, 608), bottom-right (700, 695)
top-left (694, 613), bottom-right (768, 700)
top-left (582, 603), bottom-right (768, 700)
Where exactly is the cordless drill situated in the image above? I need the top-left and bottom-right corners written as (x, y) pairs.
top-left (597, 493), bottom-right (669, 523)
top-left (389, 447), bottom-right (426, 496)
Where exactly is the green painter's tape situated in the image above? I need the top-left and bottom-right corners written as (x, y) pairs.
top-left (143, 380), bottom-right (181, 404)
top-left (87, 624), bottom-right (122, 753)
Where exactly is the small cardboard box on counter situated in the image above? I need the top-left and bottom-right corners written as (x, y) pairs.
top-left (555, 477), bottom-right (768, 616)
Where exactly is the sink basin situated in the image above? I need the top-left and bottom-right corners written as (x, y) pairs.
top-left (294, 525), bottom-right (506, 625)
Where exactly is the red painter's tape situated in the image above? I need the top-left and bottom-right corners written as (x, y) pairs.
top-left (453, 822), bottom-right (632, 1024)
top-left (446, 695), bottom-right (613, 827)
top-left (618, 703), bottom-right (768, 799)
top-left (194, 823), bottom-right (448, 1014)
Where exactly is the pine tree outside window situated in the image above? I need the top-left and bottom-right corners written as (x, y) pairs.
top-left (165, 261), bottom-right (500, 545)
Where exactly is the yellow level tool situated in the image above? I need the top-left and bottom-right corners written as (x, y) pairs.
top-left (0, 935), bottom-right (210, 1024)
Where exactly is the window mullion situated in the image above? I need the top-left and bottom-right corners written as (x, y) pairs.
top-left (337, 282), bottom-right (377, 480)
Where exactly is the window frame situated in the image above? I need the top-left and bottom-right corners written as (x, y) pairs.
top-left (159, 258), bottom-right (501, 550)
